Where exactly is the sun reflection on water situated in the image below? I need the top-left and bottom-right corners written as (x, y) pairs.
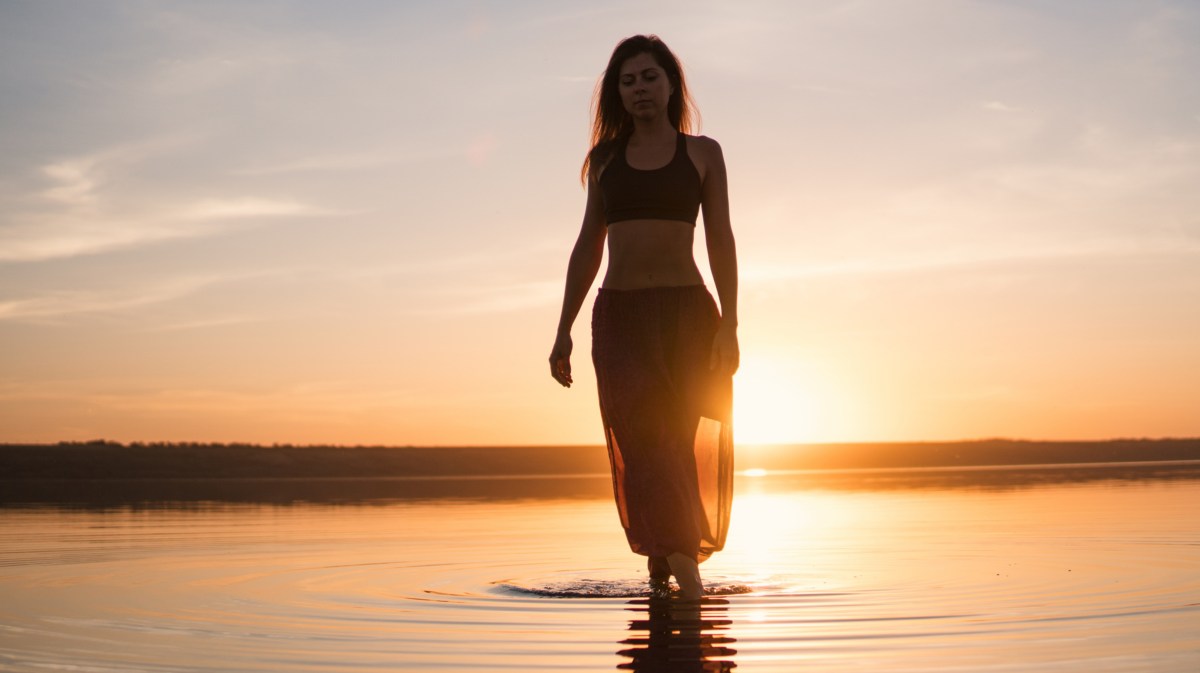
top-left (2, 477), bottom-right (1199, 672)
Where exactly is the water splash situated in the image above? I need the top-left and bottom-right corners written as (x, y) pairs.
top-left (497, 574), bottom-right (752, 599)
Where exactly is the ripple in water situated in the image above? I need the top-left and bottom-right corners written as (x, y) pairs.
top-left (619, 598), bottom-right (738, 672)
top-left (1, 480), bottom-right (1199, 672)
top-left (498, 571), bottom-right (753, 598)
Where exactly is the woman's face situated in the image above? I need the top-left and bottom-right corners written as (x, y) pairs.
top-left (617, 52), bottom-right (673, 121)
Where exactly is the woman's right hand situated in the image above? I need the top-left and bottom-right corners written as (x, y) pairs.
top-left (549, 332), bottom-right (573, 387)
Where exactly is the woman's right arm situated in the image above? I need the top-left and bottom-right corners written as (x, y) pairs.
top-left (549, 175), bottom-right (607, 388)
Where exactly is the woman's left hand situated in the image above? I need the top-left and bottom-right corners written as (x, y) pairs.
top-left (709, 323), bottom-right (740, 375)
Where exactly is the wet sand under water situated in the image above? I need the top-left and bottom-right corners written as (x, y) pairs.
top-left (1, 471), bottom-right (1198, 671)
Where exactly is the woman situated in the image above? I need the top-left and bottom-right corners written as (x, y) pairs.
top-left (549, 34), bottom-right (739, 600)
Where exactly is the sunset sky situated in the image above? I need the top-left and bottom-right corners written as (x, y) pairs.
top-left (2, 0), bottom-right (1198, 446)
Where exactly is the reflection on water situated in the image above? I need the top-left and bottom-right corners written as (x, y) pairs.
top-left (0, 470), bottom-right (1198, 672)
top-left (619, 598), bottom-right (736, 672)
top-left (4, 461), bottom-right (1200, 507)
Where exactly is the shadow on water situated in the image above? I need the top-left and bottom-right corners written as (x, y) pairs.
top-left (618, 597), bottom-right (737, 671)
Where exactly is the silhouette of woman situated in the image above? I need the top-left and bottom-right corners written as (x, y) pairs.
top-left (549, 34), bottom-right (739, 600)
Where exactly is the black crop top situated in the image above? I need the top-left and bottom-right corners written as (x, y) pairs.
top-left (598, 133), bottom-right (702, 225)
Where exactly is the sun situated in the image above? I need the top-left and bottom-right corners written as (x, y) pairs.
top-left (732, 355), bottom-right (818, 445)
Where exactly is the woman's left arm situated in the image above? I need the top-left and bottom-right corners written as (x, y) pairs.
top-left (699, 136), bottom-right (740, 375)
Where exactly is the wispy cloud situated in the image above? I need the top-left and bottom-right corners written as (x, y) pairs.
top-left (0, 278), bottom-right (204, 322)
top-left (0, 379), bottom-right (423, 417)
top-left (30, 136), bottom-right (200, 207)
top-left (2, 147), bottom-right (346, 263)
top-left (230, 147), bottom-right (467, 176)
top-left (0, 203), bottom-right (336, 263)
top-left (342, 239), bottom-right (564, 280)
top-left (416, 279), bottom-right (562, 316)
top-left (40, 157), bottom-right (101, 206)
top-left (743, 236), bottom-right (1200, 284)
top-left (141, 314), bottom-right (270, 332)
top-left (982, 100), bottom-right (1022, 113)
top-left (178, 197), bottom-right (340, 220)
top-left (0, 271), bottom-right (275, 323)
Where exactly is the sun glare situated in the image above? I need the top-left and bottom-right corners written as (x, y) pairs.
top-left (733, 356), bottom-right (817, 445)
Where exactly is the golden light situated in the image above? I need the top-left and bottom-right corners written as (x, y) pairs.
top-left (733, 355), bottom-right (818, 445)
top-left (721, 491), bottom-right (865, 577)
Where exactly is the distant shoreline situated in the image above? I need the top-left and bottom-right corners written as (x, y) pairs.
top-left (3, 438), bottom-right (1199, 480)
top-left (4, 439), bottom-right (1199, 506)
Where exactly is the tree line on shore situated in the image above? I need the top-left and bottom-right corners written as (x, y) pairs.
top-left (0, 437), bottom-right (1193, 481)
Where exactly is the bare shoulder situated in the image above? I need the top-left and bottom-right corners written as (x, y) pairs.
top-left (685, 134), bottom-right (726, 184)
top-left (695, 134), bottom-right (723, 151)
top-left (686, 134), bottom-right (724, 160)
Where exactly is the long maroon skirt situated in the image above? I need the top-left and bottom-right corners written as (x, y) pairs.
top-left (591, 284), bottom-right (734, 562)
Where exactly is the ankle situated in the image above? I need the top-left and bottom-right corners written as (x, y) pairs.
top-left (665, 552), bottom-right (704, 599)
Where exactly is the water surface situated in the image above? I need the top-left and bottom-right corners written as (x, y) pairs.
top-left (1, 471), bottom-right (1198, 671)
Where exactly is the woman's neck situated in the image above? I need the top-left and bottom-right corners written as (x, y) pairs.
top-left (629, 117), bottom-right (677, 143)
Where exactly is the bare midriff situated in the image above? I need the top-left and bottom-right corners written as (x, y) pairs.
top-left (601, 219), bottom-right (704, 290)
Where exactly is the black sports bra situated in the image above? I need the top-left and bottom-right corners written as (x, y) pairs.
top-left (598, 133), bottom-right (702, 225)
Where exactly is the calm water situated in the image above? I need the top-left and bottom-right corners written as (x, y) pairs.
top-left (1, 471), bottom-right (1198, 672)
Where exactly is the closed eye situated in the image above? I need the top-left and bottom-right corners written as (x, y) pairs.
top-left (619, 68), bottom-right (664, 86)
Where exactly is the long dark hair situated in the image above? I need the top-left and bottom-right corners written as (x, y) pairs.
top-left (581, 34), bottom-right (699, 184)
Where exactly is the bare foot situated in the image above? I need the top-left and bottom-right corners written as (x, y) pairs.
top-left (666, 552), bottom-right (703, 600)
